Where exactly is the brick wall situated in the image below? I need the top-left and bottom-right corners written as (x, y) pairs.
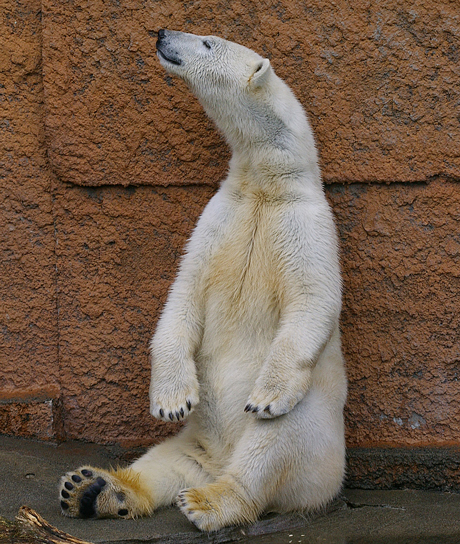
top-left (1, 0), bottom-right (459, 486)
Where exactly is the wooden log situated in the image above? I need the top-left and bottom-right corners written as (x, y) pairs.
top-left (15, 506), bottom-right (93, 544)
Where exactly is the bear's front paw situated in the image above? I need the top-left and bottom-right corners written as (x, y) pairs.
top-left (150, 377), bottom-right (199, 422)
top-left (245, 370), bottom-right (311, 419)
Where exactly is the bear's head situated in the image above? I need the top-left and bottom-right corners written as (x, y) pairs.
top-left (156, 29), bottom-right (271, 99)
top-left (156, 29), bottom-right (314, 164)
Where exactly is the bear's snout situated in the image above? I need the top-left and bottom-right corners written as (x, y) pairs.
top-left (156, 29), bottom-right (182, 67)
top-left (156, 28), bottom-right (166, 49)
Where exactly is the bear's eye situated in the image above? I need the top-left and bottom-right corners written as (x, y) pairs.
top-left (203, 40), bottom-right (212, 50)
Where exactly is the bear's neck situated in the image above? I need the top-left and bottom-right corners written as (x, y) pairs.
top-left (226, 147), bottom-right (321, 195)
top-left (223, 126), bottom-right (322, 192)
top-left (200, 95), bottom-right (321, 189)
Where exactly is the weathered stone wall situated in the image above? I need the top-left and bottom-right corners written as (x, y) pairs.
top-left (0, 1), bottom-right (60, 440)
top-left (1, 0), bottom-right (459, 483)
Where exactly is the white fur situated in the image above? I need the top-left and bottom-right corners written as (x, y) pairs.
top-left (71, 30), bottom-right (347, 531)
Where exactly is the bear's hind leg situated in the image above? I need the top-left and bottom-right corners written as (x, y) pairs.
top-left (59, 431), bottom-right (213, 519)
top-left (178, 388), bottom-right (345, 531)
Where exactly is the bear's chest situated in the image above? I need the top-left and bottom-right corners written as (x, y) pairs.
top-left (204, 198), bottom-right (286, 314)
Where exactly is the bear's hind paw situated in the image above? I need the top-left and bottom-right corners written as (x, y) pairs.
top-left (177, 479), bottom-right (259, 532)
top-left (59, 466), bottom-right (152, 519)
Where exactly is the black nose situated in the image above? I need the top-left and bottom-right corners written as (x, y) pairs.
top-left (158, 29), bottom-right (166, 40)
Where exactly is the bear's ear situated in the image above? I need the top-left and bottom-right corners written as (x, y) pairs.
top-left (249, 58), bottom-right (271, 88)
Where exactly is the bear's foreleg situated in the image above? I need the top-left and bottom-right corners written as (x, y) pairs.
top-left (245, 320), bottom-right (321, 419)
top-left (149, 195), bottom-right (227, 423)
top-left (247, 279), bottom-right (341, 419)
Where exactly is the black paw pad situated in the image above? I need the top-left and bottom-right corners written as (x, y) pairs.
top-left (61, 490), bottom-right (70, 499)
top-left (81, 469), bottom-right (93, 478)
top-left (118, 509), bottom-right (128, 516)
top-left (61, 501), bottom-right (69, 510)
top-left (64, 481), bottom-right (74, 491)
top-left (78, 477), bottom-right (107, 518)
top-left (72, 475), bottom-right (82, 483)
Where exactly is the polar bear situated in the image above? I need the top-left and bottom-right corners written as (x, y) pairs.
top-left (58, 29), bottom-right (347, 532)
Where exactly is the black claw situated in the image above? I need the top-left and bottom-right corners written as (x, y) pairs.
top-left (175, 411), bottom-right (180, 420)
top-left (252, 406), bottom-right (259, 413)
top-left (264, 404), bottom-right (271, 413)
top-left (118, 509), bottom-right (129, 516)
top-left (81, 469), bottom-right (93, 478)
top-left (186, 400), bottom-right (192, 411)
top-left (180, 407), bottom-right (184, 417)
top-left (244, 404), bottom-right (251, 413)
top-left (61, 490), bottom-right (70, 499)
top-left (64, 481), bottom-right (74, 491)
top-left (169, 412), bottom-right (174, 421)
top-left (71, 475), bottom-right (82, 483)
top-left (159, 408), bottom-right (164, 418)
top-left (61, 501), bottom-right (69, 510)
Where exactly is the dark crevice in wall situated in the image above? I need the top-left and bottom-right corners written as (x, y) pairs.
top-left (36, 7), bottom-right (66, 441)
top-left (325, 173), bottom-right (460, 189)
top-left (50, 187), bottom-right (66, 442)
top-left (56, 174), bottom-right (460, 193)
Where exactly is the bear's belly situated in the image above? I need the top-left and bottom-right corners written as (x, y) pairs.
top-left (192, 201), bottom-right (284, 450)
top-left (199, 200), bottom-right (282, 371)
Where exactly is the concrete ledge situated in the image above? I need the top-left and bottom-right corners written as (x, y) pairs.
top-left (347, 447), bottom-right (460, 492)
top-left (1, 436), bottom-right (460, 543)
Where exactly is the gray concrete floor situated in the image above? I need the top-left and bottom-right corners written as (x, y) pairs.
top-left (1, 435), bottom-right (460, 543)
